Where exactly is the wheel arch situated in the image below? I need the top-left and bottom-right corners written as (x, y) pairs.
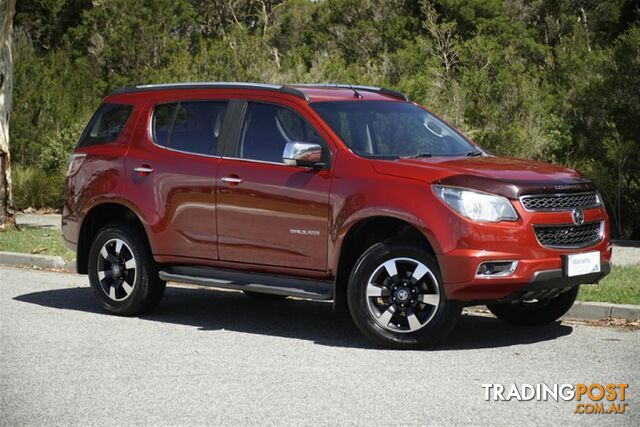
top-left (76, 202), bottom-right (151, 274)
top-left (333, 215), bottom-right (437, 313)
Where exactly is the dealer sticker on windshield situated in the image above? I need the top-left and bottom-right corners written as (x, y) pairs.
top-left (565, 251), bottom-right (601, 277)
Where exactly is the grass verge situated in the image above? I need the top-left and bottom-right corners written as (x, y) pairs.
top-left (578, 265), bottom-right (640, 305)
top-left (0, 226), bottom-right (74, 261)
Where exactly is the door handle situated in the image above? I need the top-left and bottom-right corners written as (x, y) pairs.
top-left (134, 166), bottom-right (154, 175)
top-left (221, 176), bottom-right (243, 184)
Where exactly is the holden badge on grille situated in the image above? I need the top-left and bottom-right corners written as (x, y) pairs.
top-left (572, 208), bottom-right (584, 226)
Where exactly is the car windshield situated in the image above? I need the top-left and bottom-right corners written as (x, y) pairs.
top-left (311, 101), bottom-right (476, 158)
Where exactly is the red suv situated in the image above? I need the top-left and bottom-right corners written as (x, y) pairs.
top-left (62, 83), bottom-right (611, 348)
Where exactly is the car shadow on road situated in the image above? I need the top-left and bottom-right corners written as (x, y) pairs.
top-left (14, 284), bottom-right (574, 350)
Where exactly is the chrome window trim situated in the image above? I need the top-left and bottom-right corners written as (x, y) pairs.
top-left (219, 154), bottom-right (331, 169)
top-left (162, 145), bottom-right (222, 159)
top-left (532, 220), bottom-right (604, 250)
top-left (519, 191), bottom-right (601, 212)
top-left (220, 155), bottom-right (289, 167)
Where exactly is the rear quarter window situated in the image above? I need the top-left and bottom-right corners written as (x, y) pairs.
top-left (78, 103), bottom-right (133, 147)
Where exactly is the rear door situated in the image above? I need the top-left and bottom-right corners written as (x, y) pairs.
top-left (216, 100), bottom-right (333, 271)
top-left (126, 98), bottom-right (229, 261)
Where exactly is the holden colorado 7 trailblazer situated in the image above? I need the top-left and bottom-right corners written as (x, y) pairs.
top-left (62, 83), bottom-right (611, 349)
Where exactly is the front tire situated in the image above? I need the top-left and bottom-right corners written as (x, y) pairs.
top-left (88, 223), bottom-right (166, 315)
top-left (347, 241), bottom-right (462, 349)
top-left (486, 286), bottom-right (579, 326)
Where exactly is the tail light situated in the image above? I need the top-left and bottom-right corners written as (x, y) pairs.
top-left (67, 152), bottom-right (87, 176)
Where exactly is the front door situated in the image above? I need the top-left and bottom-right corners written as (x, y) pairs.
top-left (216, 101), bottom-right (332, 271)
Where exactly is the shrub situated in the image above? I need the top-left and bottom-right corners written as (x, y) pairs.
top-left (11, 165), bottom-right (65, 211)
top-left (37, 121), bottom-right (86, 173)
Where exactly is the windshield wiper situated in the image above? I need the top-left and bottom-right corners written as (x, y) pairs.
top-left (400, 152), bottom-right (432, 159)
top-left (466, 150), bottom-right (483, 157)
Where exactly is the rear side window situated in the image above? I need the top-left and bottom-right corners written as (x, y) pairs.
top-left (152, 101), bottom-right (227, 156)
top-left (78, 103), bottom-right (133, 147)
top-left (152, 103), bottom-right (176, 147)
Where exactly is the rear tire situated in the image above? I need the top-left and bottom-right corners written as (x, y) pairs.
top-left (347, 241), bottom-right (462, 349)
top-left (88, 223), bottom-right (165, 315)
top-left (486, 286), bottom-right (579, 326)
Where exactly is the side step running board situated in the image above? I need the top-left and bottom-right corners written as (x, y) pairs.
top-left (158, 266), bottom-right (333, 300)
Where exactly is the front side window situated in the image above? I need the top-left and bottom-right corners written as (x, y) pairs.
top-left (238, 103), bottom-right (323, 163)
top-left (152, 101), bottom-right (227, 155)
top-left (311, 101), bottom-right (475, 158)
top-left (79, 103), bottom-right (133, 147)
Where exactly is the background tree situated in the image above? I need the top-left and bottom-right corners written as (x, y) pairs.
top-left (8, 0), bottom-right (640, 237)
top-left (0, 0), bottom-right (15, 228)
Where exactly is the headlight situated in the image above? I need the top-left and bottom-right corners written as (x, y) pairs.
top-left (432, 185), bottom-right (518, 222)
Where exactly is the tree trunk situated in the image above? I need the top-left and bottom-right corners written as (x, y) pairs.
top-left (0, 0), bottom-right (15, 228)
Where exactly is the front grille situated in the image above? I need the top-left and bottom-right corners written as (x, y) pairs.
top-left (533, 221), bottom-right (603, 249)
top-left (520, 192), bottom-right (599, 211)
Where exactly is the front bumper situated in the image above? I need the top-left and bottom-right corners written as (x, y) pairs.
top-left (440, 248), bottom-right (611, 303)
top-left (466, 262), bottom-right (610, 304)
top-left (432, 203), bottom-right (612, 302)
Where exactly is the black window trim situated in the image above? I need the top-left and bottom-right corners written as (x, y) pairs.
top-left (77, 102), bottom-right (134, 148)
top-left (148, 99), bottom-right (231, 159)
top-left (224, 100), bottom-right (332, 169)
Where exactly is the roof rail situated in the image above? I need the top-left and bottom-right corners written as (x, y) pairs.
top-left (108, 82), bottom-right (409, 102)
top-left (286, 83), bottom-right (409, 101)
top-left (109, 82), bottom-right (309, 101)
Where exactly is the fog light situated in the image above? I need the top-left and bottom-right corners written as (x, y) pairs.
top-left (476, 261), bottom-right (518, 277)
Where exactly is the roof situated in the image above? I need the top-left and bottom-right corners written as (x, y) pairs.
top-left (108, 82), bottom-right (409, 103)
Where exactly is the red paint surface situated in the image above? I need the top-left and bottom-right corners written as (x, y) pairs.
top-left (62, 86), bottom-right (611, 301)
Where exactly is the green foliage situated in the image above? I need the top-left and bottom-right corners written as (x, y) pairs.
top-left (10, 0), bottom-right (640, 237)
top-left (12, 29), bottom-right (98, 166)
top-left (66, 0), bottom-right (200, 88)
top-left (37, 121), bottom-right (86, 173)
top-left (14, 0), bottom-right (91, 51)
top-left (11, 166), bottom-right (65, 211)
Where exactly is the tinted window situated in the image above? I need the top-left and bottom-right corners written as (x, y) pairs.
top-left (238, 103), bottom-right (322, 163)
top-left (152, 103), bottom-right (177, 147)
top-left (157, 101), bottom-right (227, 155)
top-left (79, 103), bottom-right (132, 147)
top-left (311, 101), bottom-right (475, 158)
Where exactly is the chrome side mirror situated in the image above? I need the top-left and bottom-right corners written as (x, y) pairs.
top-left (282, 142), bottom-right (323, 168)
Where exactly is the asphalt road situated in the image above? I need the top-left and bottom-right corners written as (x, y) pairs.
top-left (1, 267), bottom-right (638, 425)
